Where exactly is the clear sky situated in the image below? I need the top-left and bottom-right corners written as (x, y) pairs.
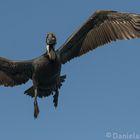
top-left (0, 0), bottom-right (140, 140)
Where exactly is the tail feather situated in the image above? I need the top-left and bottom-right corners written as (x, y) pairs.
top-left (24, 75), bottom-right (66, 98)
top-left (24, 86), bottom-right (34, 97)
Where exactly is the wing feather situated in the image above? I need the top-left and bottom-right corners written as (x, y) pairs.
top-left (0, 57), bottom-right (33, 87)
top-left (57, 10), bottom-right (140, 64)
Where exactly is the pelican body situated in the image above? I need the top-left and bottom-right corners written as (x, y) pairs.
top-left (0, 10), bottom-right (140, 118)
top-left (25, 33), bottom-right (65, 118)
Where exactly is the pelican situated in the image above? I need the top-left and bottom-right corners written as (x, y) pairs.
top-left (0, 10), bottom-right (140, 118)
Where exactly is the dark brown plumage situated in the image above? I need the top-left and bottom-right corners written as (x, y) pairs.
top-left (0, 10), bottom-right (140, 118)
top-left (58, 10), bottom-right (140, 63)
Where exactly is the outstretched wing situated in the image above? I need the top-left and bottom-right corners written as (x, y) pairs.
top-left (0, 57), bottom-right (34, 87)
top-left (57, 10), bottom-right (140, 64)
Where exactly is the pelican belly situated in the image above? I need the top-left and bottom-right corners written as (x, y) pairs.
top-left (33, 55), bottom-right (61, 86)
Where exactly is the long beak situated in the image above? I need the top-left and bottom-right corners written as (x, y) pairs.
top-left (46, 45), bottom-right (50, 52)
top-left (46, 45), bottom-right (55, 52)
top-left (46, 45), bottom-right (56, 60)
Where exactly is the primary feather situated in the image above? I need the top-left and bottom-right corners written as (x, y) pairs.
top-left (57, 10), bottom-right (140, 64)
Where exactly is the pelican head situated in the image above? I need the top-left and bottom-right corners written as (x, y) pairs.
top-left (46, 32), bottom-right (56, 46)
top-left (46, 32), bottom-right (57, 60)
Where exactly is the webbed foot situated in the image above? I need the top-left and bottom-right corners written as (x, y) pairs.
top-left (53, 90), bottom-right (59, 108)
top-left (34, 100), bottom-right (39, 119)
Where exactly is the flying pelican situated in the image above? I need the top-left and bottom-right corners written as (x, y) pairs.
top-left (0, 10), bottom-right (140, 118)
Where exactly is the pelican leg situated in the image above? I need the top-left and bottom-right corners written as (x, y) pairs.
top-left (34, 88), bottom-right (39, 118)
top-left (53, 89), bottom-right (59, 108)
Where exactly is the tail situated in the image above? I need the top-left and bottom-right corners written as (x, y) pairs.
top-left (24, 86), bottom-right (34, 97)
top-left (24, 75), bottom-right (66, 98)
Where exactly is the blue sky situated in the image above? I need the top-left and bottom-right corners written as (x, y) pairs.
top-left (0, 0), bottom-right (140, 140)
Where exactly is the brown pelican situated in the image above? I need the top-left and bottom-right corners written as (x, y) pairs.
top-left (0, 10), bottom-right (140, 118)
